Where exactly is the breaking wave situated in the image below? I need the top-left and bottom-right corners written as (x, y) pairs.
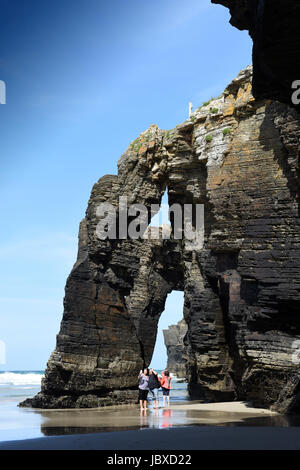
top-left (0, 371), bottom-right (44, 386)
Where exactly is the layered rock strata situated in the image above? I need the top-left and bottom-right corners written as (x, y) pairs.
top-left (163, 319), bottom-right (188, 378)
top-left (21, 67), bottom-right (300, 413)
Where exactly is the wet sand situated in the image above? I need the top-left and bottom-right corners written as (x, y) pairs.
top-left (1, 400), bottom-right (297, 449)
top-left (34, 401), bottom-right (278, 433)
top-left (2, 426), bottom-right (300, 450)
top-left (14, 400), bottom-right (278, 436)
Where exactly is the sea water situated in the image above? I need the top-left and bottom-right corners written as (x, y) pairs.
top-left (0, 370), bottom-right (187, 402)
top-left (0, 371), bottom-right (44, 399)
top-left (0, 371), bottom-right (45, 441)
top-left (0, 370), bottom-right (189, 442)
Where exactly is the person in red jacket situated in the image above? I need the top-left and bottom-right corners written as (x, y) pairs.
top-left (159, 370), bottom-right (172, 407)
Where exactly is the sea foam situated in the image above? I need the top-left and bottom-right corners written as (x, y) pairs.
top-left (0, 372), bottom-right (44, 386)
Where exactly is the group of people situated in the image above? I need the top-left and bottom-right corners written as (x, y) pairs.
top-left (138, 368), bottom-right (172, 410)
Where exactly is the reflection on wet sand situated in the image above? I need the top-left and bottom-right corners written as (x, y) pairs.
top-left (35, 402), bottom-right (299, 437)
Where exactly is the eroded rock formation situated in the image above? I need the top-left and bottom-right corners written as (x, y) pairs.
top-left (163, 319), bottom-right (188, 378)
top-left (211, 0), bottom-right (300, 108)
top-left (21, 67), bottom-right (300, 413)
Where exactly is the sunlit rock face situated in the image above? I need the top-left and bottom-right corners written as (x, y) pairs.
top-left (21, 68), bottom-right (300, 413)
top-left (211, 0), bottom-right (300, 109)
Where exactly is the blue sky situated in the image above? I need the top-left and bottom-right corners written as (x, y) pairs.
top-left (0, 0), bottom-right (252, 370)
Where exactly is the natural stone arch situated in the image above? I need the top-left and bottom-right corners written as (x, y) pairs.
top-left (21, 69), bottom-right (300, 413)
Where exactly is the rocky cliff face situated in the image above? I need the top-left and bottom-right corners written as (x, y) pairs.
top-left (212, 0), bottom-right (300, 109)
top-left (163, 319), bottom-right (188, 378)
top-left (21, 67), bottom-right (300, 413)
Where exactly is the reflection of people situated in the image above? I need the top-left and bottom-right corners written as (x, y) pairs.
top-left (138, 368), bottom-right (149, 411)
top-left (161, 408), bottom-right (173, 429)
top-left (139, 407), bottom-right (148, 428)
top-left (160, 370), bottom-right (172, 407)
top-left (148, 368), bottom-right (160, 409)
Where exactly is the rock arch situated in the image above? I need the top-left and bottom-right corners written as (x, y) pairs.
top-left (21, 69), bottom-right (300, 413)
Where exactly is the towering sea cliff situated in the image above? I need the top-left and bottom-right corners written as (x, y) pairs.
top-left (21, 67), bottom-right (300, 413)
top-left (163, 319), bottom-right (188, 378)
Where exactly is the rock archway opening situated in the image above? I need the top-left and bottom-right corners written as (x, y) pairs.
top-left (149, 290), bottom-right (186, 378)
top-left (149, 187), bottom-right (169, 229)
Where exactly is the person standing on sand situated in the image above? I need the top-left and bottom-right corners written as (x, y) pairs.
top-left (160, 369), bottom-right (172, 407)
top-left (148, 368), bottom-right (160, 409)
top-left (138, 368), bottom-right (149, 411)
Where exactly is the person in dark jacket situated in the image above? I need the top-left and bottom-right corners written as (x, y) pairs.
top-left (148, 368), bottom-right (160, 409)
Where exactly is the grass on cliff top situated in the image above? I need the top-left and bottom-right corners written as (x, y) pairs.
top-left (195, 94), bottom-right (223, 112)
top-left (165, 130), bottom-right (175, 139)
top-left (202, 97), bottom-right (215, 107)
top-left (129, 130), bottom-right (156, 151)
top-left (222, 128), bottom-right (231, 136)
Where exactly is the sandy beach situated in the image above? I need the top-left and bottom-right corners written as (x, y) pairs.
top-left (29, 401), bottom-right (280, 433)
top-left (0, 376), bottom-right (299, 451)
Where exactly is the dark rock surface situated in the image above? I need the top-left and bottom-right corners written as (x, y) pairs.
top-left (211, 0), bottom-right (300, 109)
top-left (21, 68), bottom-right (300, 413)
top-left (163, 319), bottom-right (188, 378)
